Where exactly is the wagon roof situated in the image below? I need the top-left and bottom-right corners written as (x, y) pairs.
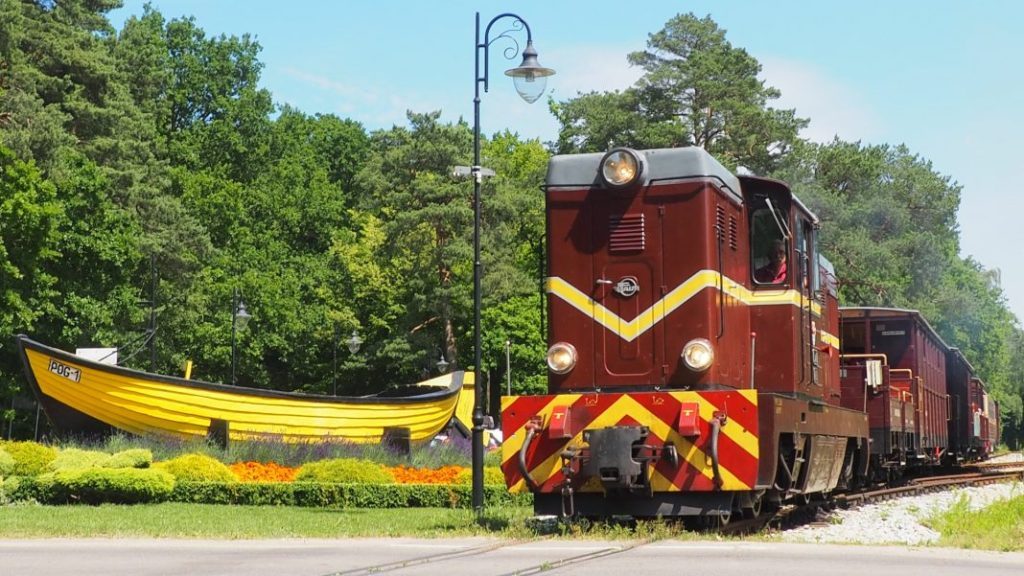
top-left (839, 306), bottom-right (952, 353)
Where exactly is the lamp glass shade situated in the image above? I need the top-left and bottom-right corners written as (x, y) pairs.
top-left (347, 330), bottom-right (363, 354)
top-left (234, 302), bottom-right (251, 330)
top-left (505, 41), bottom-right (554, 104)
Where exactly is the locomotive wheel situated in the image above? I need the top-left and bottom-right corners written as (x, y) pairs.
top-left (741, 493), bottom-right (763, 519)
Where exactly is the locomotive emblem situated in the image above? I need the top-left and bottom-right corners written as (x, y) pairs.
top-left (613, 276), bottom-right (639, 297)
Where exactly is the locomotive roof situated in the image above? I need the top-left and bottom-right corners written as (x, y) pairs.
top-left (546, 147), bottom-right (742, 203)
top-left (839, 306), bottom-right (953, 354)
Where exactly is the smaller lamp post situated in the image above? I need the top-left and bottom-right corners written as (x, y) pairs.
top-left (334, 329), bottom-right (361, 396)
top-left (231, 289), bottom-right (252, 385)
top-left (346, 330), bottom-right (362, 355)
top-left (436, 351), bottom-right (450, 374)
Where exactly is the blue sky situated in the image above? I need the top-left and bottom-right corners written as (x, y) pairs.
top-left (109, 1), bottom-right (1024, 320)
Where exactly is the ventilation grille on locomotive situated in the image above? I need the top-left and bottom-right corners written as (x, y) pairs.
top-left (609, 214), bottom-right (645, 253)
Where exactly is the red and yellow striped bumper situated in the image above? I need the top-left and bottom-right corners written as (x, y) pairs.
top-left (501, 390), bottom-right (759, 493)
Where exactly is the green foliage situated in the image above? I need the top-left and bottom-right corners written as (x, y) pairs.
top-left (105, 448), bottom-right (153, 469)
top-left (290, 483), bottom-right (525, 509)
top-left (294, 458), bottom-right (395, 484)
top-left (47, 446), bottom-right (152, 472)
top-left (0, 447), bottom-right (15, 478)
top-left (2, 441), bottom-right (57, 476)
top-left (453, 466), bottom-right (506, 486)
top-left (552, 13), bottom-right (806, 174)
top-left (155, 453), bottom-right (236, 483)
top-left (40, 467), bottom-right (175, 505)
top-left (928, 493), bottom-right (1024, 551)
top-left (171, 481), bottom-right (295, 506)
top-left (49, 448), bottom-right (111, 471)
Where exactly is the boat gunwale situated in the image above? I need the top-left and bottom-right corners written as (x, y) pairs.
top-left (16, 335), bottom-right (465, 406)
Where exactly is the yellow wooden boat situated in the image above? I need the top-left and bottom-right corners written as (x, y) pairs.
top-left (16, 335), bottom-right (468, 444)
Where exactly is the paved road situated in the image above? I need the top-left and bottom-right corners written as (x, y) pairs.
top-left (2, 538), bottom-right (1023, 575)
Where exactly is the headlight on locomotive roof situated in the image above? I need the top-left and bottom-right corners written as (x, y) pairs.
top-left (600, 148), bottom-right (643, 188)
top-left (682, 338), bottom-right (715, 372)
top-left (547, 342), bottom-right (578, 374)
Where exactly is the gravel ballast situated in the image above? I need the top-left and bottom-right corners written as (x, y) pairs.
top-left (779, 453), bottom-right (1024, 545)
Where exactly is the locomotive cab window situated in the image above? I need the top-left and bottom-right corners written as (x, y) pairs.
top-left (750, 204), bottom-right (790, 286)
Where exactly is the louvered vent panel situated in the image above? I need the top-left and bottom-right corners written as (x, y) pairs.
top-left (729, 215), bottom-right (738, 250)
top-left (609, 214), bottom-right (645, 253)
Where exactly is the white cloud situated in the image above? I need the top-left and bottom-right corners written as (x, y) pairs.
top-left (759, 56), bottom-right (881, 144)
top-left (544, 44), bottom-right (644, 98)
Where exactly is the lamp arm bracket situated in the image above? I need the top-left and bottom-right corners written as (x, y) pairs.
top-left (477, 12), bottom-right (533, 91)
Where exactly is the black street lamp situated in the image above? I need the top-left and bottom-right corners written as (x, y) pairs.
top-left (231, 288), bottom-right (251, 385)
top-left (334, 329), bottom-right (361, 396)
top-left (437, 350), bottom-right (450, 374)
top-left (471, 11), bottom-right (554, 513)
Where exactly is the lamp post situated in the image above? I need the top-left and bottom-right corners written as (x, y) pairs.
top-left (334, 329), bottom-right (361, 396)
top-left (471, 11), bottom-right (554, 513)
top-left (231, 288), bottom-right (251, 385)
top-left (437, 350), bottom-right (450, 374)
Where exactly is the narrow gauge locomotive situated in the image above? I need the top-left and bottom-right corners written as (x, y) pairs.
top-left (839, 307), bottom-right (1000, 478)
top-left (501, 147), bottom-right (871, 520)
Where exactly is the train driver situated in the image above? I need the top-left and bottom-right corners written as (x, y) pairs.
top-left (755, 238), bottom-right (788, 284)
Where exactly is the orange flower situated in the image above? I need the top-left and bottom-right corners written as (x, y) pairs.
top-left (229, 461), bottom-right (298, 483)
top-left (386, 465), bottom-right (465, 484)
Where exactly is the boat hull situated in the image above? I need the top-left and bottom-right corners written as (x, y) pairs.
top-left (17, 336), bottom-right (466, 444)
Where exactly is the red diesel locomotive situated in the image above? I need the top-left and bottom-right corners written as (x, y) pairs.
top-left (500, 147), bottom-right (870, 520)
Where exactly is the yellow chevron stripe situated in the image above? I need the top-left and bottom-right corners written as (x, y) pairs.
top-left (670, 390), bottom-right (759, 458)
top-left (504, 392), bottom-right (755, 492)
top-left (547, 271), bottom-right (822, 342)
top-left (819, 330), bottom-right (840, 349)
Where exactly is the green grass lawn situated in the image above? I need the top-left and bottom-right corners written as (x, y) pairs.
top-left (927, 493), bottom-right (1024, 551)
top-left (0, 503), bottom-right (707, 540)
top-left (0, 503), bottom-right (537, 539)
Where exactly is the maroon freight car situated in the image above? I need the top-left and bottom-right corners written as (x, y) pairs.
top-left (946, 348), bottom-right (1001, 461)
top-left (839, 308), bottom-right (950, 468)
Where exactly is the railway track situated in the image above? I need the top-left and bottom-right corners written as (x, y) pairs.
top-left (721, 468), bottom-right (1024, 535)
top-left (323, 537), bottom-right (653, 576)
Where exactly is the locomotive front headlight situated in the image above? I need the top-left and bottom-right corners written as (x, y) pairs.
top-left (600, 148), bottom-right (642, 188)
top-left (547, 342), bottom-right (578, 374)
top-left (682, 338), bottom-right (714, 372)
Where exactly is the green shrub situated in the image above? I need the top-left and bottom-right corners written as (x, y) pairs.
top-left (2, 441), bottom-right (57, 476)
top-left (454, 466), bottom-right (505, 486)
top-left (49, 448), bottom-right (110, 471)
top-left (290, 483), bottom-right (528, 509)
top-left (155, 453), bottom-right (236, 482)
top-left (0, 447), bottom-right (14, 478)
top-left (294, 458), bottom-right (395, 484)
top-left (44, 468), bottom-right (175, 504)
top-left (104, 448), bottom-right (152, 469)
top-left (172, 481), bottom-right (296, 506)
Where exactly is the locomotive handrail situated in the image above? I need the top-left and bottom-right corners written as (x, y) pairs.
top-left (839, 353), bottom-right (889, 365)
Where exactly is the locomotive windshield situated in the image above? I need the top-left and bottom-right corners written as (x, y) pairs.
top-left (751, 203), bottom-right (790, 286)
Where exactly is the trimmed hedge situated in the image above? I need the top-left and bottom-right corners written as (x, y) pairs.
top-left (169, 481), bottom-right (530, 508)
top-left (172, 481), bottom-right (295, 506)
top-left (15, 468), bottom-right (175, 504)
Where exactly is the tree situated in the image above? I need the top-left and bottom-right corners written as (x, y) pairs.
top-left (355, 111), bottom-right (474, 381)
top-left (552, 13), bottom-right (807, 173)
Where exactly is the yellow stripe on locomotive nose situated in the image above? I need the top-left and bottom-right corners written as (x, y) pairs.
top-left (546, 272), bottom-right (822, 343)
